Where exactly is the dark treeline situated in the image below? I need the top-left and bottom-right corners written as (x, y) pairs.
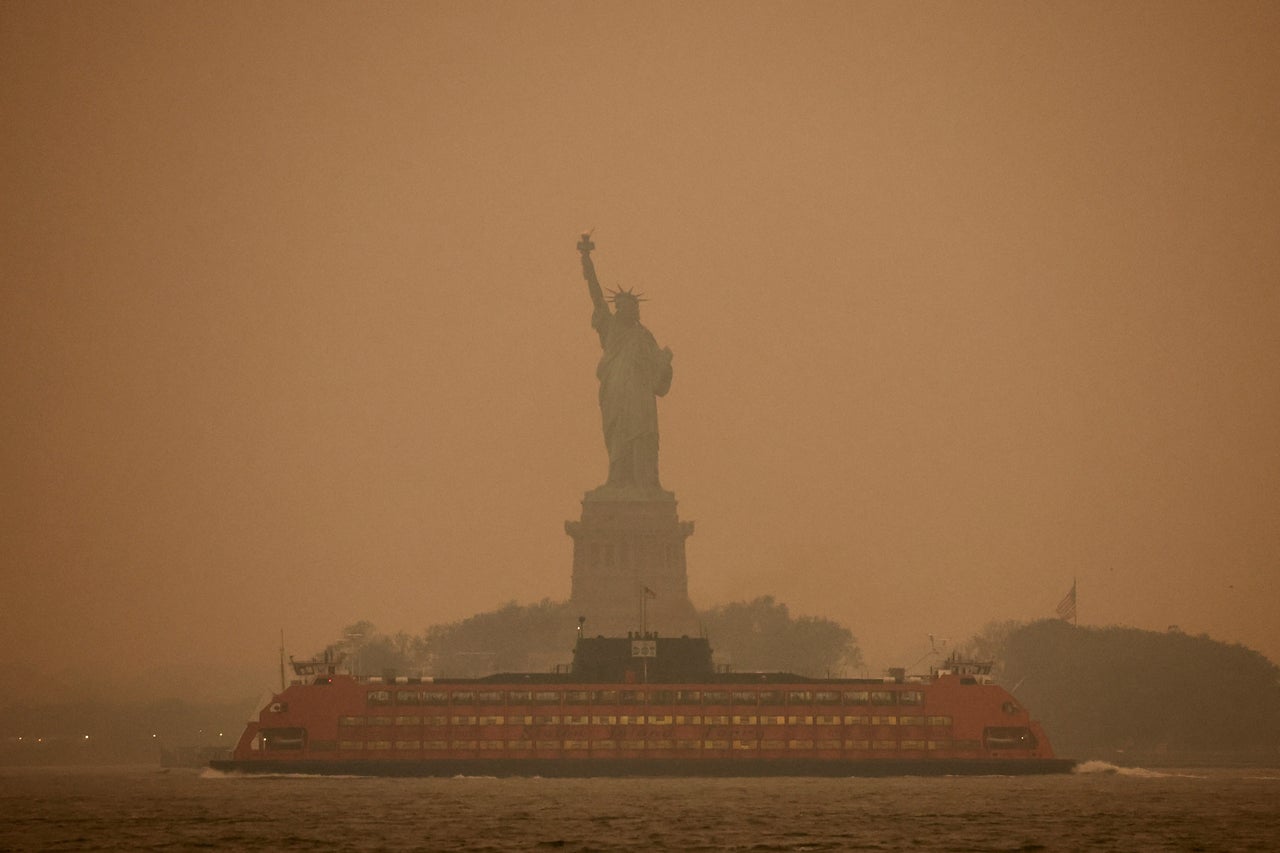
top-left (968, 619), bottom-right (1280, 765)
top-left (332, 596), bottom-right (862, 680)
top-left (699, 597), bottom-right (861, 676)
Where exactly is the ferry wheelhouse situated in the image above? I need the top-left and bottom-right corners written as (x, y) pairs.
top-left (212, 633), bottom-right (1072, 776)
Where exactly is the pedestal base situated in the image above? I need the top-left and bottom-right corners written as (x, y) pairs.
top-left (566, 494), bottom-right (698, 637)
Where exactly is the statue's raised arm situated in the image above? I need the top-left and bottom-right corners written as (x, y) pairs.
top-left (578, 232), bottom-right (608, 315)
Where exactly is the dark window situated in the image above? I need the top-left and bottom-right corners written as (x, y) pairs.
top-left (983, 727), bottom-right (1037, 750)
top-left (262, 727), bottom-right (306, 751)
top-left (420, 691), bottom-right (449, 705)
top-left (367, 690), bottom-right (393, 707)
top-left (870, 691), bottom-right (896, 706)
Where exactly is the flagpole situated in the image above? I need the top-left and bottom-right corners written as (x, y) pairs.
top-left (641, 588), bottom-right (648, 685)
top-left (641, 588), bottom-right (647, 638)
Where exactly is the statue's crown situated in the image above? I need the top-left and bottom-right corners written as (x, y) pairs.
top-left (608, 287), bottom-right (647, 304)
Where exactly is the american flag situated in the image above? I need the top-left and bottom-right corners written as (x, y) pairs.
top-left (1056, 580), bottom-right (1077, 623)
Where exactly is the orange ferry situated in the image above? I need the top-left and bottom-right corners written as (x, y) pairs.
top-left (213, 632), bottom-right (1072, 776)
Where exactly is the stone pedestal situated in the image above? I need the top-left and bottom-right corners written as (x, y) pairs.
top-left (565, 493), bottom-right (699, 637)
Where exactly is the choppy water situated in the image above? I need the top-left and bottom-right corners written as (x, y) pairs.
top-left (1, 762), bottom-right (1277, 851)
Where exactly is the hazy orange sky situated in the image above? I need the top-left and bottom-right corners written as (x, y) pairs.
top-left (3, 1), bottom-right (1277, 700)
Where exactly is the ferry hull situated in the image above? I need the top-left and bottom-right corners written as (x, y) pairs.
top-left (227, 637), bottom-right (1072, 777)
top-left (210, 757), bottom-right (1076, 777)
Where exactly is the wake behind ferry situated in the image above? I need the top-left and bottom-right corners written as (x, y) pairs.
top-left (212, 631), bottom-right (1073, 776)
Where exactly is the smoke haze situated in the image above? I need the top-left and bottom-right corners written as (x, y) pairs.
top-left (2, 1), bottom-right (1277, 699)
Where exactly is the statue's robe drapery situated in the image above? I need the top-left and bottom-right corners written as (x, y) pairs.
top-left (593, 302), bottom-right (672, 491)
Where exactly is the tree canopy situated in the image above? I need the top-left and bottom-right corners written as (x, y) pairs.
top-left (699, 596), bottom-right (862, 676)
top-left (967, 618), bottom-right (1280, 764)
top-left (327, 596), bottom-right (861, 680)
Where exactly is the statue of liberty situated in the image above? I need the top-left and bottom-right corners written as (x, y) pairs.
top-left (578, 233), bottom-right (674, 498)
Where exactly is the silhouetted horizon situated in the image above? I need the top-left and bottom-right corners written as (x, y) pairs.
top-left (4, 2), bottom-right (1277, 703)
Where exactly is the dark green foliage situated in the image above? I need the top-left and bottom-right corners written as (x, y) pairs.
top-left (972, 619), bottom-right (1280, 763)
top-left (339, 621), bottom-right (429, 679)
top-left (421, 599), bottom-right (580, 677)
top-left (699, 596), bottom-right (862, 676)
top-left (334, 597), bottom-right (862, 680)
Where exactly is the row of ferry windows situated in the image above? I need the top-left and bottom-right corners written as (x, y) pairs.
top-left (368, 689), bottom-right (926, 707)
top-left (340, 714), bottom-right (953, 727)
top-left (331, 739), bottom-right (976, 751)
